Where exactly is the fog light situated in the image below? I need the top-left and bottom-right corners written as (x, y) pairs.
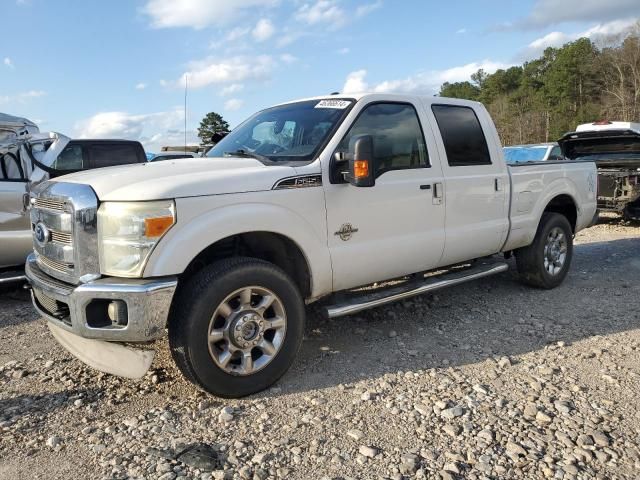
top-left (107, 300), bottom-right (128, 326)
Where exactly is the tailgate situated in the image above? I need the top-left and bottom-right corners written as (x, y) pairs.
top-left (558, 129), bottom-right (640, 168)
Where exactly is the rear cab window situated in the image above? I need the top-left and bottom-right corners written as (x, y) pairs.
top-left (88, 143), bottom-right (141, 168)
top-left (431, 104), bottom-right (491, 167)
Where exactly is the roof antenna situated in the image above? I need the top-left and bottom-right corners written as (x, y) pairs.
top-left (184, 73), bottom-right (188, 153)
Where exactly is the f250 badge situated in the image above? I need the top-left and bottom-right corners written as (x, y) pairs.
top-left (334, 223), bottom-right (359, 241)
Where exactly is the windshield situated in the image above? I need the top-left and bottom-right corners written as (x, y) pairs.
top-left (207, 99), bottom-right (353, 163)
top-left (503, 146), bottom-right (550, 163)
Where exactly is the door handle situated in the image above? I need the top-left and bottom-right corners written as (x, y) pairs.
top-left (419, 184), bottom-right (431, 190)
top-left (433, 182), bottom-right (443, 205)
top-left (494, 178), bottom-right (503, 192)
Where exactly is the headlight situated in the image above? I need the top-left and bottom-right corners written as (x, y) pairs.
top-left (98, 200), bottom-right (175, 277)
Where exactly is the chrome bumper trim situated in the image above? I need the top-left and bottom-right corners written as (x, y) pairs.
top-left (25, 253), bottom-right (177, 342)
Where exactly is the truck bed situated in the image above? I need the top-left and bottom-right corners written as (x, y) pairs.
top-left (503, 160), bottom-right (597, 251)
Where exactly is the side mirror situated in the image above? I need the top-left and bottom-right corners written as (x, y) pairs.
top-left (211, 131), bottom-right (229, 144)
top-left (347, 135), bottom-right (375, 187)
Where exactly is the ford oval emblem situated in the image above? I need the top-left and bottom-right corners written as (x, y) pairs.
top-left (34, 222), bottom-right (51, 247)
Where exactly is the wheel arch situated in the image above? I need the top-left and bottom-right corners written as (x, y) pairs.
top-left (143, 201), bottom-right (333, 300)
top-left (180, 231), bottom-right (313, 299)
top-left (542, 193), bottom-right (578, 232)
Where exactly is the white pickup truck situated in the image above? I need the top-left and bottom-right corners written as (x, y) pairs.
top-left (25, 94), bottom-right (597, 397)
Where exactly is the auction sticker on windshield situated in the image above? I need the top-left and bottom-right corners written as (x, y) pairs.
top-left (315, 100), bottom-right (351, 109)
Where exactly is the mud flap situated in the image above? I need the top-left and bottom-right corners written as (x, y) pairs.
top-left (48, 322), bottom-right (155, 379)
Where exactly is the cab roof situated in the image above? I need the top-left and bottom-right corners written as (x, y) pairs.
top-left (275, 93), bottom-right (483, 109)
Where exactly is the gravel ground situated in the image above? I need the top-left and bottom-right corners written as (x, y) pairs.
top-left (1, 216), bottom-right (639, 480)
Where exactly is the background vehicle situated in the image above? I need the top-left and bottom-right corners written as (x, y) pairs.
top-left (560, 121), bottom-right (640, 221)
top-left (503, 143), bottom-right (563, 164)
top-left (1, 133), bottom-right (146, 279)
top-left (25, 94), bottom-right (597, 397)
top-left (0, 113), bottom-right (40, 145)
top-left (148, 151), bottom-right (200, 162)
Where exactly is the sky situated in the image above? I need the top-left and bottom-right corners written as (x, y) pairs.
top-left (1, 0), bottom-right (638, 152)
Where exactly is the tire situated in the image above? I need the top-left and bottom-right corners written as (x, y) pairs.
top-left (168, 257), bottom-right (305, 398)
top-left (515, 212), bottom-right (573, 289)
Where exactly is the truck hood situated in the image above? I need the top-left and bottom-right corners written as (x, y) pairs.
top-left (559, 129), bottom-right (640, 168)
top-left (57, 157), bottom-right (299, 201)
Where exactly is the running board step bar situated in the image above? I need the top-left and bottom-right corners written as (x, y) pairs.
top-left (325, 262), bottom-right (509, 318)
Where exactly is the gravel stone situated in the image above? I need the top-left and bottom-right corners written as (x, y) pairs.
top-left (45, 436), bottom-right (62, 449)
top-left (358, 445), bottom-right (378, 458)
top-left (441, 406), bottom-right (464, 419)
top-left (0, 219), bottom-right (638, 479)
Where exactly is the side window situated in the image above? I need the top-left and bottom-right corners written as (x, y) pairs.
top-left (548, 146), bottom-right (563, 160)
top-left (0, 149), bottom-right (26, 181)
top-left (53, 144), bottom-right (84, 171)
top-left (89, 144), bottom-right (140, 168)
top-left (431, 105), bottom-right (491, 167)
top-left (338, 103), bottom-right (428, 176)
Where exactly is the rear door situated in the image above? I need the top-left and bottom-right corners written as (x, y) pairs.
top-left (426, 102), bottom-right (509, 264)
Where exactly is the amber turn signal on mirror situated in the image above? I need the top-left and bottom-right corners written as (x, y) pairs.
top-left (354, 160), bottom-right (369, 179)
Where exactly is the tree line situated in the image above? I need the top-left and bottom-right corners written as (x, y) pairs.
top-left (439, 25), bottom-right (640, 146)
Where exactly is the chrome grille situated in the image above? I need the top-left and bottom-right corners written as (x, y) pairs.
top-left (29, 181), bottom-right (99, 285)
top-left (33, 288), bottom-right (71, 325)
top-left (50, 230), bottom-right (72, 246)
top-left (38, 254), bottom-right (73, 273)
top-left (33, 288), bottom-right (58, 312)
top-left (26, 259), bottom-right (74, 295)
top-left (33, 197), bottom-right (67, 212)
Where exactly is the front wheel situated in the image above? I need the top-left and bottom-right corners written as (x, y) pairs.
top-left (169, 257), bottom-right (305, 398)
top-left (515, 212), bottom-right (573, 289)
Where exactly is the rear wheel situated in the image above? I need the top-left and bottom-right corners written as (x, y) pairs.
top-left (515, 213), bottom-right (573, 289)
top-left (169, 257), bottom-right (305, 398)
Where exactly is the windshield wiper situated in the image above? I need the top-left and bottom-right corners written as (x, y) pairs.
top-left (223, 149), bottom-right (270, 162)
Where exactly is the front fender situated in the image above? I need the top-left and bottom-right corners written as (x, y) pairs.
top-left (143, 196), bottom-right (332, 299)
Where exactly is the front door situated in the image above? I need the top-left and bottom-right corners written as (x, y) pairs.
top-left (323, 100), bottom-right (446, 291)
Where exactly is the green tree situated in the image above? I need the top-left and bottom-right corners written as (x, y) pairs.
top-left (197, 112), bottom-right (230, 145)
top-left (471, 68), bottom-right (489, 89)
top-left (439, 81), bottom-right (480, 100)
top-left (433, 28), bottom-right (640, 146)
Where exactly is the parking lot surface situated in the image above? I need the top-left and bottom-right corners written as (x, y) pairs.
top-left (1, 217), bottom-right (639, 480)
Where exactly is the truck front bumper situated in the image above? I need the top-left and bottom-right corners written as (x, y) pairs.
top-left (25, 254), bottom-right (177, 342)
